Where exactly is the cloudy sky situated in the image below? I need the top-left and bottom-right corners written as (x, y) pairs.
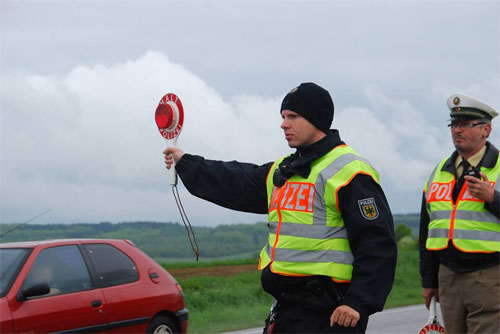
top-left (1, 0), bottom-right (499, 227)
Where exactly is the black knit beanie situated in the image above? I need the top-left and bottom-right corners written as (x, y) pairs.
top-left (280, 82), bottom-right (334, 134)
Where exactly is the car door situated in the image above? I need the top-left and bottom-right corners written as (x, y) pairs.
top-left (82, 243), bottom-right (151, 333)
top-left (9, 244), bottom-right (108, 333)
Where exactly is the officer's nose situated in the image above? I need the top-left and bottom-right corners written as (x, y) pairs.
top-left (281, 118), bottom-right (289, 130)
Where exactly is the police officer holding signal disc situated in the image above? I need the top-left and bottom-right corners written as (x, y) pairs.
top-left (419, 94), bottom-right (500, 334)
top-left (164, 83), bottom-right (397, 333)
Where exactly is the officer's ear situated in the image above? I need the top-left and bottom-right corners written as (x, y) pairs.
top-left (482, 122), bottom-right (492, 138)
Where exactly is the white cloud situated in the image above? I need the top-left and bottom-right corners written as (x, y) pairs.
top-left (337, 87), bottom-right (442, 189)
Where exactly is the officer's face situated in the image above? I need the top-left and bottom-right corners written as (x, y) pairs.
top-left (450, 119), bottom-right (491, 157)
top-left (280, 110), bottom-right (326, 148)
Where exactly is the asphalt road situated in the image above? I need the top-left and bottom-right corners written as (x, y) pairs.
top-left (223, 303), bottom-right (443, 334)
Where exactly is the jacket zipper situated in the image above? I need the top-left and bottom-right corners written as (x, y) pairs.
top-left (449, 179), bottom-right (468, 241)
top-left (449, 203), bottom-right (456, 240)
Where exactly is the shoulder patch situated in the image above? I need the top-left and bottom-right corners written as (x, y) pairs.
top-left (358, 197), bottom-right (379, 220)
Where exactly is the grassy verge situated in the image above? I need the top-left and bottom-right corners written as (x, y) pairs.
top-left (385, 250), bottom-right (422, 308)
top-left (176, 271), bottom-right (273, 333)
top-left (169, 250), bottom-right (421, 333)
top-left (163, 257), bottom-right (257, 269)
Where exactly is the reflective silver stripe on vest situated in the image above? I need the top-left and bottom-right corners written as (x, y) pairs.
top-left (268, 221), bottom-right (348, 239)
top-left (264, 243), bottom-right (272, 258)
top-left (275, 248), bottom-right (354, 264)
top-left (429, 210), bottom-right (452, 221)
top-left (429, 210), bottom-right (498, 225)
top-left (453, 229), bottom-right (500, 242)
top-left (313, 153), bottom-right (372, 226)
top-left (264, 244), bottom-right (354, 265)
top-left (428, 228), bottom-right (449, 239)
top-left (455, 210), bottom-right (500, 224)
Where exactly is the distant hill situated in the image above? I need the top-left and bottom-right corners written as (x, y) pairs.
top-left (0, 214), bottom-right (419, 260)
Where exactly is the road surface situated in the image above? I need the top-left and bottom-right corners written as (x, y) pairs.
top-left (223, 303), bottom-right (443, 334)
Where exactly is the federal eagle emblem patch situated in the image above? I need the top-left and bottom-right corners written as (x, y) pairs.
top-left (358, 198), bottom-right (379, 220)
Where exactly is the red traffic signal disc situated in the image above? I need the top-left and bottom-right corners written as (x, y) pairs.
top-left (155, 103), bottom-right (173, 129)
top-left (155, 93), bottom-right (184, 140)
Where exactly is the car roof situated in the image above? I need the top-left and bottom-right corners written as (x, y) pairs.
top-left (0, 238), bottom-right (135, 249)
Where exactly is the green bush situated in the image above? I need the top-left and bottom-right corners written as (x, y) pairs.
top-left (397, 235), bottom-right (418, 251)
top-left (395, 223), bottom-right (413, 241)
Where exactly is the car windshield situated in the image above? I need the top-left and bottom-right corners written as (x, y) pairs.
top-left (0, 248), bottom-right (31, 297)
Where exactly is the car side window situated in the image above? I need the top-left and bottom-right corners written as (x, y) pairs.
top-left (21, 245), bottom-right (92, 298)
top-left (84, 244), bottom-right (138, 287)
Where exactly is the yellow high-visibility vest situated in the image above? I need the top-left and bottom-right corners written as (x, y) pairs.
top-left (258, 145), bottom-right (380, 282)
top-left (424, 154), bottom-right (500, 253)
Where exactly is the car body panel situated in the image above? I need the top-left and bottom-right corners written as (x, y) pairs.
top-left (0, 297), bottom-right (14, 333)
top-left (10, 289), bottom-right (107, 333)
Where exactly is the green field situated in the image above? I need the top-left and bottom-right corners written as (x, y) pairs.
top-left (168, 250), bottom-right (421, 333)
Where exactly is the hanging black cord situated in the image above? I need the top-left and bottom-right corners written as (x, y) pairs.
top-left (172, 185), bottom-right (200, 261)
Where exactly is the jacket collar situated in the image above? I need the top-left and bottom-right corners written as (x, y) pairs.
top-left (275, 130), bottom-right (343, 183)
top-left (442, 141), bottom-right (499, 174)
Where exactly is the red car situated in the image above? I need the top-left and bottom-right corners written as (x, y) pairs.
top-left (0, 239), bottom-right (188, 333)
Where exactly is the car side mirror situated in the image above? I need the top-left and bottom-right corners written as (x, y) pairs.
top-left (17, 283), bottom-right (50, 301)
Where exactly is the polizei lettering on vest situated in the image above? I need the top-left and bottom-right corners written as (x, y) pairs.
top-left (427, 182), bottom-right (453, 202)
top-left (427, 181), bottom-right (495, 202)
top-left (269, 182), bottom-right (315, 213)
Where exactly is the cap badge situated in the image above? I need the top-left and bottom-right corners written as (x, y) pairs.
top-left (453, 96), bottom-right (460, 105)
top-left (289, 87), bottom-right (298, 93)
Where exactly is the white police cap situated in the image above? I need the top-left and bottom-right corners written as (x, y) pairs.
top-left (447, 94), bottom-right (498, 121)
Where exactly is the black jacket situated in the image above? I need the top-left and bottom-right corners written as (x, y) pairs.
top-left (419, 142), bottom-right (500, 288)
top-left (175, 130), bottom-right (397, 319)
